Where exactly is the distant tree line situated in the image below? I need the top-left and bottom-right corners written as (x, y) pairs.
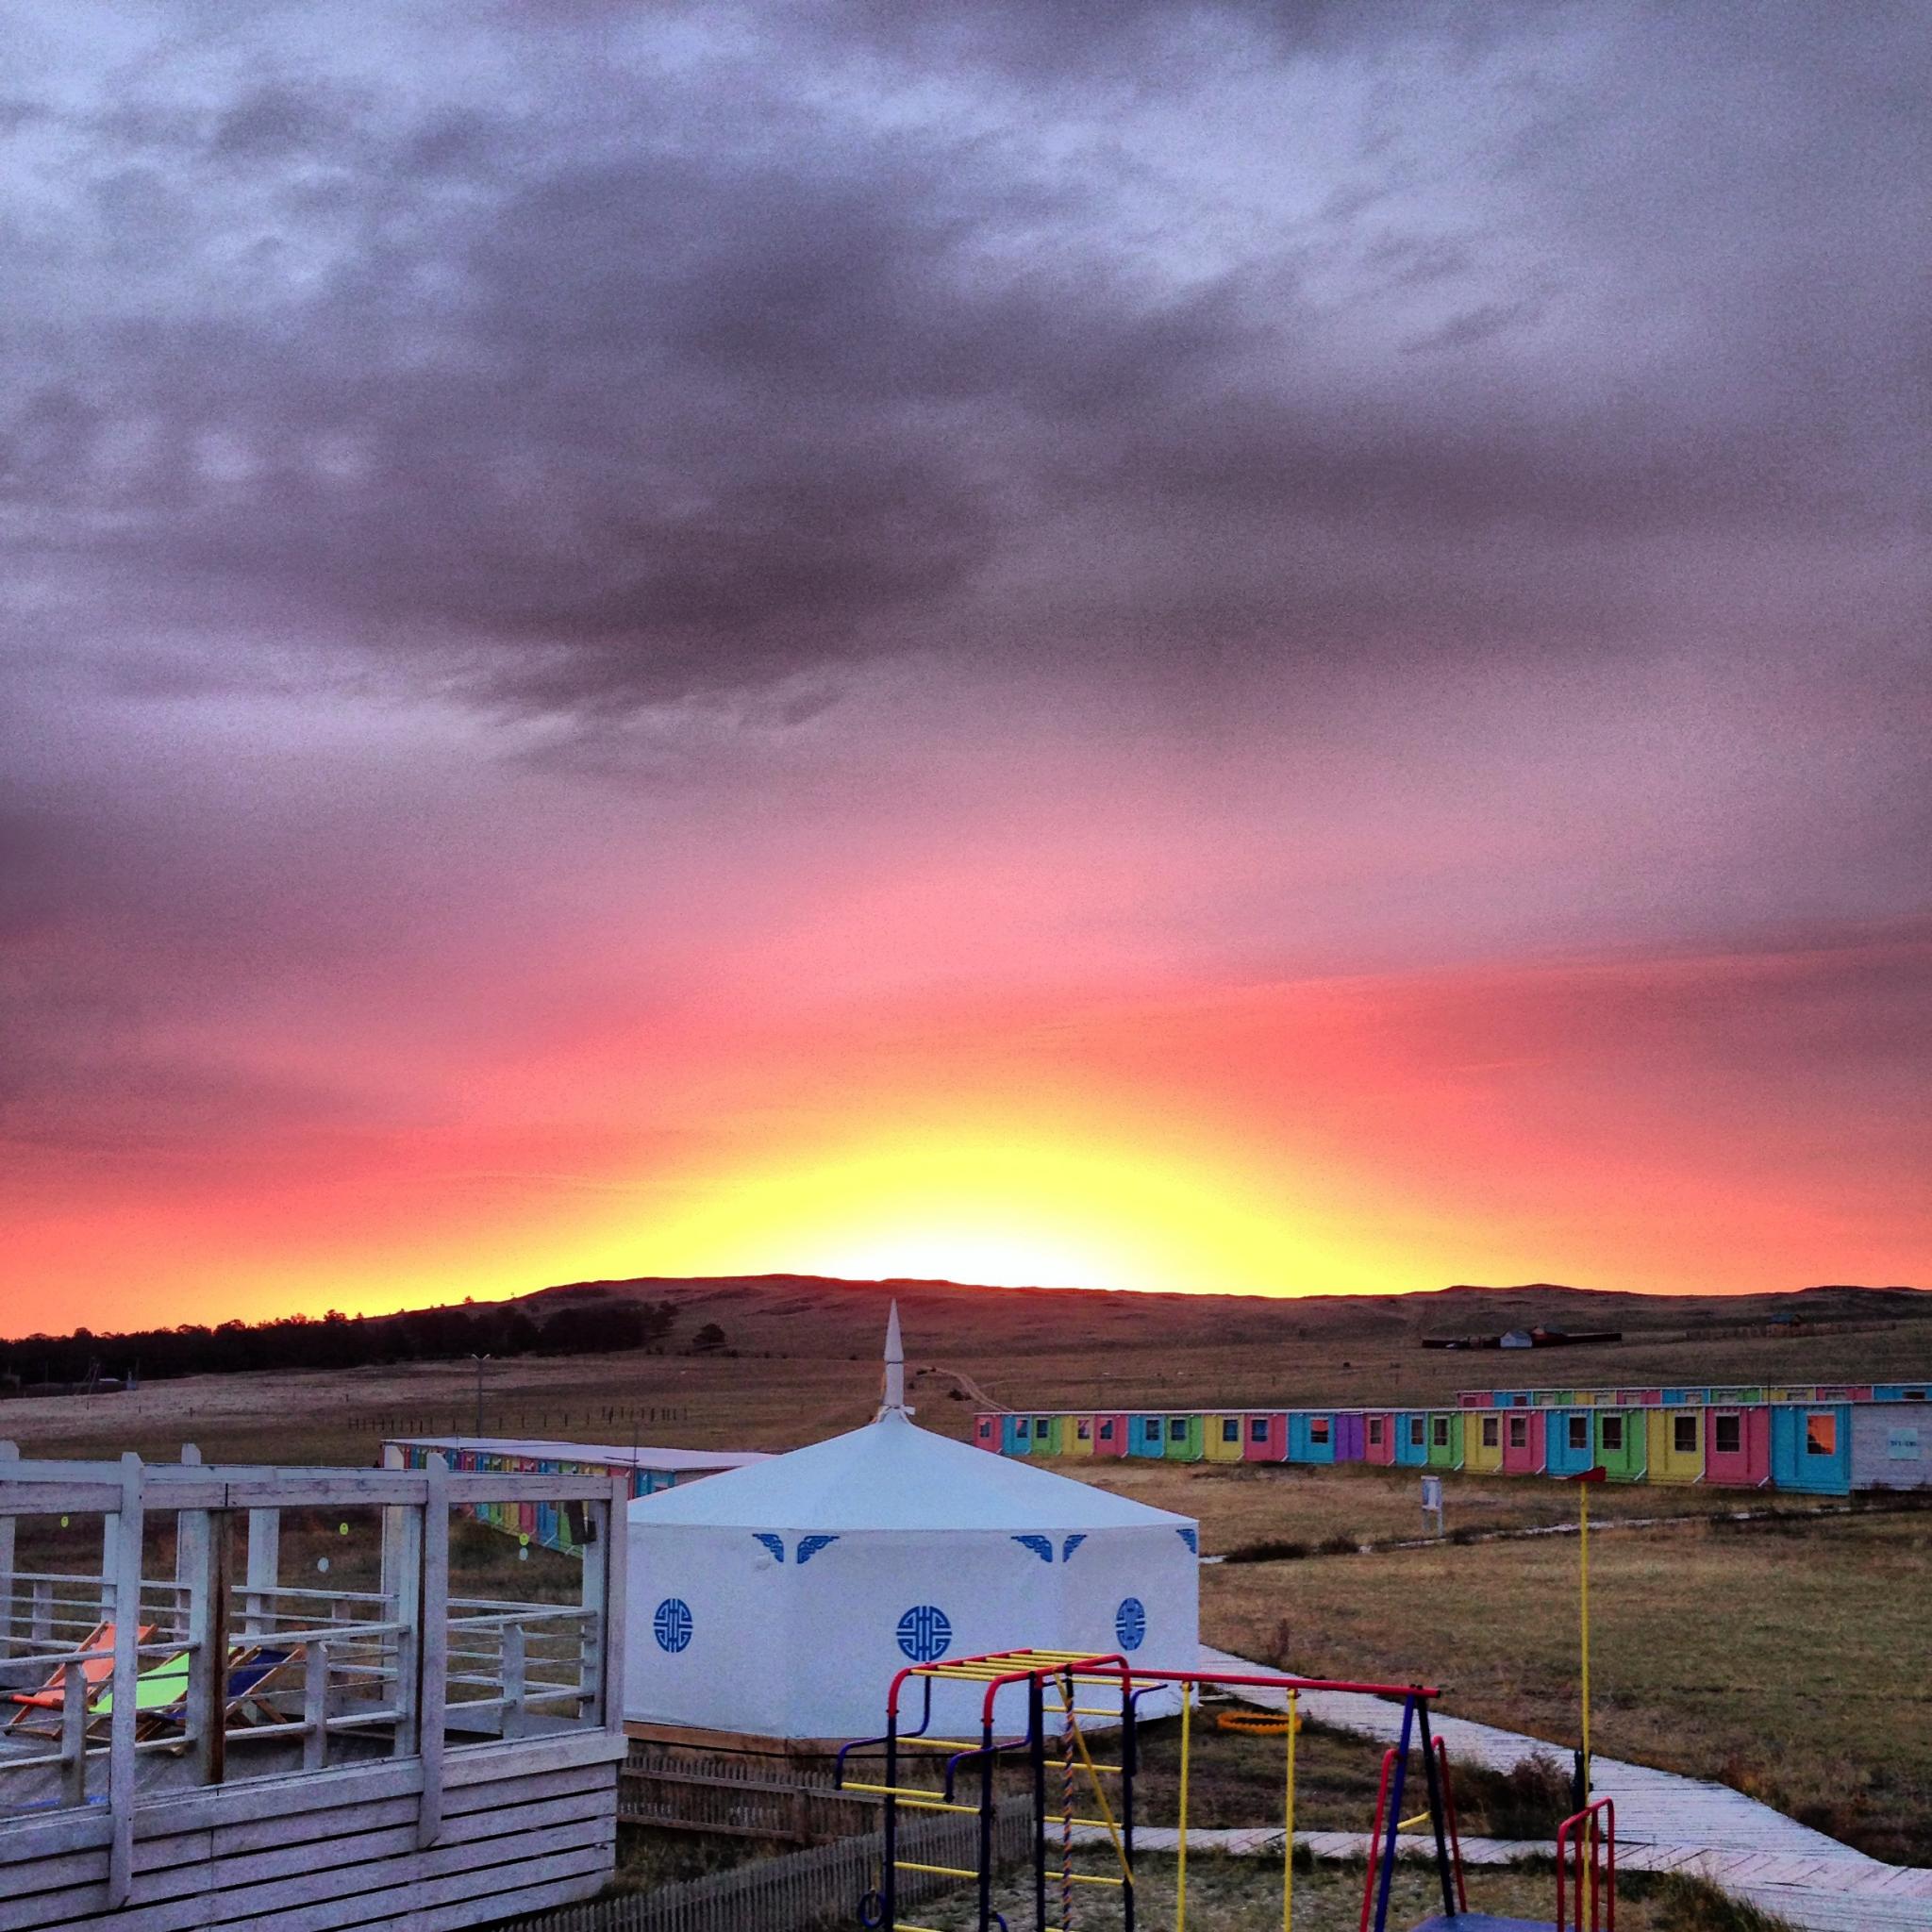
top-left (0, 1296), bottom-right (680, 1390)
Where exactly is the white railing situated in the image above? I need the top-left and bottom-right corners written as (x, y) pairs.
top-left (0, 1441), bottom-right (628, 1910)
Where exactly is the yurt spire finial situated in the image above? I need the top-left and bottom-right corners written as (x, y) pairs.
top-left (879, 1301), bottom-right (910, 1419)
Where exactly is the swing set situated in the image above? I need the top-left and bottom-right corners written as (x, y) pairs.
top-left (839, 1648), bottom-right (1613, 1932)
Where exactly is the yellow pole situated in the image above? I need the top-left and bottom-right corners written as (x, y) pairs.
top-left (1579, 1479), bottom-right (1591, 1807)
top-left (1283, 1690), bottom-right (1297, 1932)
top-left (1175, 1683), bottom-right (1191, 1931)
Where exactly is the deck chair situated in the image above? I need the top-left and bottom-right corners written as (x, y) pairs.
top-left (3, 1623), bottom-right (154, 1738)
top-left (97, 1643), bottom-right (304, 1741)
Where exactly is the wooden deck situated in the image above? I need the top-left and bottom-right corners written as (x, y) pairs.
top-left (1, 1445), bottom-right (629, 1931)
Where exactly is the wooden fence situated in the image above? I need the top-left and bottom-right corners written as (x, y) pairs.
top-left (498, 1794), bottom-right (1036, 1932)
top-left (619, 1744), bottom-right (880, 1844)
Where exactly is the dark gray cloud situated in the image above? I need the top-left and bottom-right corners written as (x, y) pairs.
top-left (1, 0), bottom-right (1924, 718)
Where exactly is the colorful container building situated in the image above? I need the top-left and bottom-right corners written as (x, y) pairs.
top-left (1424, 1411), bottom-right (1464, 1471)
top-left (1645, 1406), bottom-right (1704, 1482)
top-left (973, 1381), bottom-right (1931, 1498)
top-left (1464, 1408), bottom-right (1505, 1473)
top-left (1501, 1408), bottom-right (1545, 1475)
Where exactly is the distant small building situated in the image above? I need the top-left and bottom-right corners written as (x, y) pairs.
top-left (1500, 1329), bottom-right (1535, 1349)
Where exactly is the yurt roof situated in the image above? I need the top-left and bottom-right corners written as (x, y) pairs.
top-left (626, 1410), bottom-right (1193, 1534)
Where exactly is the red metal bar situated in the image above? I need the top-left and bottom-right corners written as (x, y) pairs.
top-left (1556, 1797), bottom-right (1615, 1932)
top-left (893, 1649), bottom-right (1441, 1721)
top-left (1434, 1736), bottom-right (1467, 1911)
top-left (1358, 1746), bottom-right (1399, 1932)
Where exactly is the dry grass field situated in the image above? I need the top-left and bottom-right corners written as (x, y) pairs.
top-left (917, 1854), bottom-right (1791, 1932)
top-left (1158, 1480), bottom-right (1932, 1864)
top-left (7, 1271), bottom-right (1931, 1471)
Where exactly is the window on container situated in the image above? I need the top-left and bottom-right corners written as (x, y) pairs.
top-left (1250, 1419), bottom-right (1269, 1441)
top-left (1408, 1418), bottom-right (1425, 1447)
top-left (1310, 1418), bottom-right (1330, 1444)
top-left (1222, 1419), bottom-right (1240, 1443)
top-left (1016, 1420), bottom-right (1029, 1439)
top-left (1567, 1416), bottom-right (1588, 1451)
top-left (1076, 1421), bottom-right (1091, 1441)
top-left (1432, 1418), bottom-right (1450, 1447)
top-left (1713, 1413), bottom-right (1741, 1455)
top-left (1368, 1418), bottom-right (1384, 1444)
top-left (1098, 1421), bottom-right (1114, 1441)
top-left (1601, 1416), bottom-right (1624, 1452)
top-left (1674, 1414), bottom-right (1697, 1455)
top-left (1806, 1411), bottom-right (1837, 1456)
top-left (1170, 1418), bottom-right (1189, 1441)
top-left (1482, 1418), bottom-right (1500, 1448)
top-left (1508, 1418), bottom-right (1528, 1448)
top-left (1036, 1418), bottom-right (1051, 1434)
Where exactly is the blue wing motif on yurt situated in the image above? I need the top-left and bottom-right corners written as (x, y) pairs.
top-left (1060, 1534), bottom-right (1087, 1561)
top-left (1011, 1534), bottom-right (1055, 1563)
top-left (1176, 1527), bottom-right (1198, 1554)
top-left (751, 1533), bottom-right (786, 1562)
top-left (795, 1535), bottom-right (840, 1564)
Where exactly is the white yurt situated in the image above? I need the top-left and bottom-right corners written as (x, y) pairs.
top-left (625, 1310), bottom-right (1198, 1741)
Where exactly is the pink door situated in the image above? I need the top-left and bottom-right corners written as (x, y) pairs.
top-left (1501, 1409), bottom-right (1545, 1474)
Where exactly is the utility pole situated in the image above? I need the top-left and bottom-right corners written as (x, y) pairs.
top-left (469, 1354), bottom-right (491, 1437)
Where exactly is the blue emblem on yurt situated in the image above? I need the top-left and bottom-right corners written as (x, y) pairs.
top-left (896, 1604), bottom-right (953, 1661)
top-left (1114, 1596), bottom-right (1146, 1651)
top-left (653, 1597), bottom-right (693, 1653)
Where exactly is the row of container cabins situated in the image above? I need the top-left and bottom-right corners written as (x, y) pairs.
top-left (974, 1381), bottom-right (1932, 1496)
top-left (387, 1437), bottom-right (767, 1555)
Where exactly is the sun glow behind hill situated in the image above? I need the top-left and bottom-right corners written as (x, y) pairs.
top-left (624, 1126), bottom-right (1395, 1295)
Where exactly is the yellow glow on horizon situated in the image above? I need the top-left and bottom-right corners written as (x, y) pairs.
top-left (630, 1127), bottom-right (1393, 1296)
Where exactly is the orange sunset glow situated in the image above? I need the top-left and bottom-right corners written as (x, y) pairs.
top-left (4, 8), bottom-right (1928, 1337)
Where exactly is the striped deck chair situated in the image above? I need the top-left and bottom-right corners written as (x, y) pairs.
top-left (4, 1622), bottom-right (155, 1738)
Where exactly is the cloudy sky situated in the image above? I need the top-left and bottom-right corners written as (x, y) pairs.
top-left (3, 1), bottom-right (1927, 1330)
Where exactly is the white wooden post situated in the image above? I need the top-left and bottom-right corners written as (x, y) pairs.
top-left (417, 1455), bottom-right (449, 1847)
top-left (601, 1473), bottom-right (627, 1735)
top-left (175, 1445), bottom-right (206, 1648)
top-left (0, 1440), bottom-right (16, 1659)
top-left (192, 1508), bottom-right (228, 1788)
top-left (389, 1493), bottom-right (423, 1758)
top-left (579, 1492), bottom-right (606, 1724)
top-left (378, 1441), bottom-right (406, 1607)
top-left (108, 1453), bottom-right (144, 1907)
top-left (303, 1639), bottom-right (331, 1770)
top-left (501, 1621), bottom-right (525, 1740)
top-left (98, 1510), bottom-right (117, 1623)
top-left (243, 1508), bottom-right (279, 1638)
top-left (61, 1657), bottom-right (88, 1806)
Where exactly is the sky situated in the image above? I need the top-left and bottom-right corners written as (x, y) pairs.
top-left (2, 1), bottom-right (1928, 1333)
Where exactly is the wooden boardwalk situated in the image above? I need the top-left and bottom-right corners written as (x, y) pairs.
top-left (1197, 1645), bottom-right (1932, 1930)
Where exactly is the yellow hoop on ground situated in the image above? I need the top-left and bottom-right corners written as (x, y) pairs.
top-left (1214, 1708), bottom-right (1304, 1736)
